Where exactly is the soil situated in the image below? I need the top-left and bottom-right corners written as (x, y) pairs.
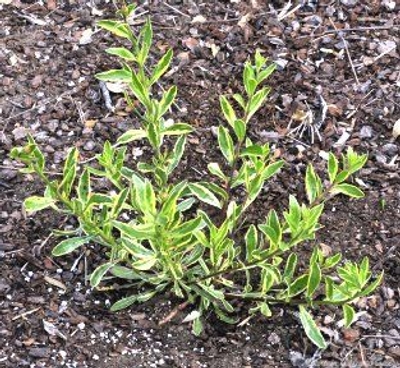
top-left (1, 1), bottom-right (400, 367)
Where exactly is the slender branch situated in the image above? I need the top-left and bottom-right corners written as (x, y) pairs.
top-left (225, 292), bottom-right (358, 307)
top-left (158, 300), bottom-right (190, 325)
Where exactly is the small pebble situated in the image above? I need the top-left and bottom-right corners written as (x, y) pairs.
top-left (359, 125), bottom-right (373, 139)
top-left (83, 140), bottom-right (96, 151)
top-left (381, 143), bottom-right (398, 155)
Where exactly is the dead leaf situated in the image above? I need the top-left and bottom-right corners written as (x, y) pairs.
top-left (12, 127), bottom-right (28, 140)
top-left (328, 104), bottom-right (343, 117)
top-left (46, 0), bottom-right (57, 10)
top-left (44, 276), bottom-right (67, 291)
top-left (90, 6), bottom-right (103, 16)
top-left (22, 338), bottom-right (36, 347)
top-left (393, 119), bottom-right (400, 139)
top-left (182, 37), bottom-right (199, 52)
top-left (176, 52), bottom-right (190, 63)
top-left (156, 41), bottom-right (170, 52)
top-left (182, 310), bottom-right (201, 323)
top-left (192, 15), bottom-right (207, 23)
top-left (291, 109), bottom-right (308, 121)
top-left (79, 28), bottom-right (94, 45)
top-left (320, 243), bottom-right (332, 257)
top-left (105, 81), bottom-right (127, 94)
top-left (342, 328), bottom-right (360, 342)
top-left (238, 13), bottom-right (252, 29)
top-left (84, 119), bottom-right (97, 128)
top-left (43, 320), bottom-right (67, 340)
top-left (210, 44), bottom-right (220, 58)
top-left (375, 242), bottom-right (384, 253)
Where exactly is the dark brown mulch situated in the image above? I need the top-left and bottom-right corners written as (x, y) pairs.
top-left (1, 1), bottom-right (399, 367)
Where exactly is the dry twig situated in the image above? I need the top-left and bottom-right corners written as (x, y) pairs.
top-left (158, 301), bottom-right (190, 326)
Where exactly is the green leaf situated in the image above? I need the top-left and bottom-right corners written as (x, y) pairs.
top-left (147, 122), bottom-right (161, 150)
top-left (121, 238), bottom-right (153, 258)
top-left (110, 295), bottom-right (137, 311)
top-left (240, 144), bottom-right (264, 157)
top-left (307, 262), bottom-right (321, 297)
top-left (233, 119), bottom-right (246, 141)
top-left (215, 307), bottom-right (237, 323)
top-left (177, 198), bottom-right (195, 212)
top-left (207, 162), bottom-right (227, 181)
top-left (288, 274), bottom-right (308, 297)
top-left (168, 136), bottom-right (186, 174)
top-left (358, 271), bottom-right (384, 297)
top-left (299, 306), bottom-right (327, 349)
top-left (243, 62), bottom-right (257, 96)
top-left (162, 123), bottom-right (193, 136)
top-left (160, 181), bottom-right (187, 216)
top-left (150, 48), bottom-right (173, 85)
top-left (129, 72), bottom-right (149, 107)
top-left (198, 283), bottom-right (225, 301)
top-left (257, 63), bottom-right (276, 83)
top-left (283, 253), bottom-right (297, 281)
top-left (254, 49), bottom-right (266, 71)
top-left (360, 257), bottom-right (370, 283)
top-left (331, 184), bottom-right (364, 199)
top-left (24, 196), bottom-right (55, 212)
top-left (113, 221), bottom-right (155, 240)
top-left (90, 262), bottom-right (114, 288)
top-left (170, 216), bottom-right (205, 238)
top-left (334, 170), bottom-right (350, 184)
top-left (117, 129), bottom-right (147, 145)
top-left (111, 188), bottom-right (129, 217)
top-left (197, 181), bottom-right (228, 202)
top-left (324, 276), bottom-right (334, 300)
top-left (247, 87), bottom-right (270, 121)
top-left (77, 169), bottom-right (90, 204)
top-left (305, 164), bottom-right (322, 204)
top-left (119, 4), bottom-right (137, 18)
top-left (159, 85), bottom-right (177, 118)
top-left (59, 147), bottom-right (79, 197)
top-left (192, 317), bottom-right (203, 336)
top-left (132, 257), bottom-right (157, 271)
top-left (52, 237), bottom-right (92, 256)
top-left (105, 47), bottom-right (135, 61)
top-left (245, 225), bottom-right (258, 261)
top-left (143, 179), bottom-right (156, 215)
top-left (97, 20), bottom-right (134, 41)
top-left (260, 268), bottom-right (278, 294)
top-left (137, 18), bottom-right (152, 66)
top-left (324, 253), bottom-right (342, 269)
top-left (217, 126), bottom-right (235, 165)
top-left (284, 195), bottom-right (301, 233)
top-left (262, 160), bottom-right (284, 181)
top-left (342, 304), bottom-right (356, 328)
top-left (220, 96), bottom-right (237, 126)
top-left (111, 265), bottom-right (143, 280)
top-left (328, 153), bottom-right (338, 183)
top-left (245, 175), bottom-right (263, 209)
top-left (259, 302), bottom-right (272, 317)
top-left (110, 290), bottom-right (157, 311)
top-left (95, 69), bottom-right (132, 82)
top-left (232, 93), bottom-right (246, 109)
top-left (85, 194), bottom-right (113, 209)
top-left (189, 183), bottom-right (221, 208)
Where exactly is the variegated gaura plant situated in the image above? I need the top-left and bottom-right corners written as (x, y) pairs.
top-left (10, 4), bottom-right (382, 349)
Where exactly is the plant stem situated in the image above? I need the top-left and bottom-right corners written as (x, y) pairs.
top-left (225, 292), bottom-right (357, 307)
